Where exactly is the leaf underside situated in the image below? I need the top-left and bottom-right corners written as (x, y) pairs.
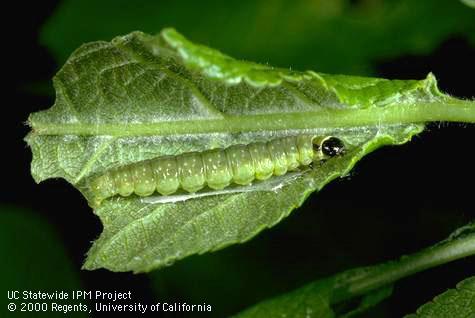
top-left (26, 28), bottom-right (455, 272)
top-left (232, 272), bottom-right (393, 318)
top-left (232, 222), bottom-right (475, 318)
top-left (405, 276), bottom-right (475, 318)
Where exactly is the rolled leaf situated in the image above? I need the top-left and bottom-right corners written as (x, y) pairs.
top-left (26, 28), bottom-right (475, 272)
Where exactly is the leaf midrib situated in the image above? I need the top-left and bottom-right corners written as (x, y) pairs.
top-left (29, 99), bottom-right (475, 137)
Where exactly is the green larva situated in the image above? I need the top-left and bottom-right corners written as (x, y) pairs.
top-left (86, 135), bottom-right (345, 207)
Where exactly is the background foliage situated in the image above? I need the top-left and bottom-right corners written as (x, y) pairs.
top-left (4, 0), bottom-right (475, 317)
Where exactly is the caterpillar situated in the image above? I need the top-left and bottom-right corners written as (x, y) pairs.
top-left (86, 135), bottom-right (345, 207)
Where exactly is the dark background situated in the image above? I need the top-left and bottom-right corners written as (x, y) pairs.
top-left (3, 0), bottom-right (475, 317)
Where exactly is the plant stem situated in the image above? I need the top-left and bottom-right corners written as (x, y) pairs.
top-left (332, 230), bottom-right (475, 303)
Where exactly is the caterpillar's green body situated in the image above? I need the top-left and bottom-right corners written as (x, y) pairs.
top-left (86, 135), bottom-right (344, 207)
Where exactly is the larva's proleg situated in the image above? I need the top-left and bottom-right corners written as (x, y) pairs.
top-left (151, 156), bottom-right (180, 195)
top-left (85, 135), bottom-right (346, 207)
top-left (247, 142), bottom-right (274, 181)
top-left (226, 144), bottom-right (255, 185)
top-left (202, 149), bottom-right (233, 190)
top-left (177, 152), bottom-right (206, 193)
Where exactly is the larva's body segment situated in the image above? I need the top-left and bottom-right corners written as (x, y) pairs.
top-left (226, 144), bottom-right (255, 185)
top-left (202, 149), bottom-right (233, 190)
top-left (112, 168), bottom-right (134, 196)
top-left (90, 173), bottom-right (116, 204)
top-left (282, 137), bottom-right (300, 170)
top-left (295, 136), bottom-right (314, 166)
top-left (266, 139), bottom-right (288, 176)
top-left (86, 135), bottom-right (345, 207)
top-left (247, 142), bottom-right (274, 180)
top-left (133, 162), bottom-right (155, 196)
top-left (177, 152), bottom-right (206, 193)
top-left (151, 156), bottom-right (179, 195)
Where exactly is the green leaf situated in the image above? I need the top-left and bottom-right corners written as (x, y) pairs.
top-left (405, 276), bottom-right (475, 318)
top-left (41, 0), bottom-right (475, 74)
top-left (0, 206), bottom-right (86, 317)
top-left (231, 281), bottom-right (393, 318)
top-left (233, 223), bottom-right (475, 318)
top-left (81, 133), bottom-right (416, 273)
top-left (25, 28), bottom-right (475, 272)
top-left (461, 0), bottom-right (475, 9)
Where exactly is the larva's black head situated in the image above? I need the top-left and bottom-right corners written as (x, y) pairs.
top-left (313, 136), bottom-right (345, 160)
top-left (321, 137), bottom-right (345, 157)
